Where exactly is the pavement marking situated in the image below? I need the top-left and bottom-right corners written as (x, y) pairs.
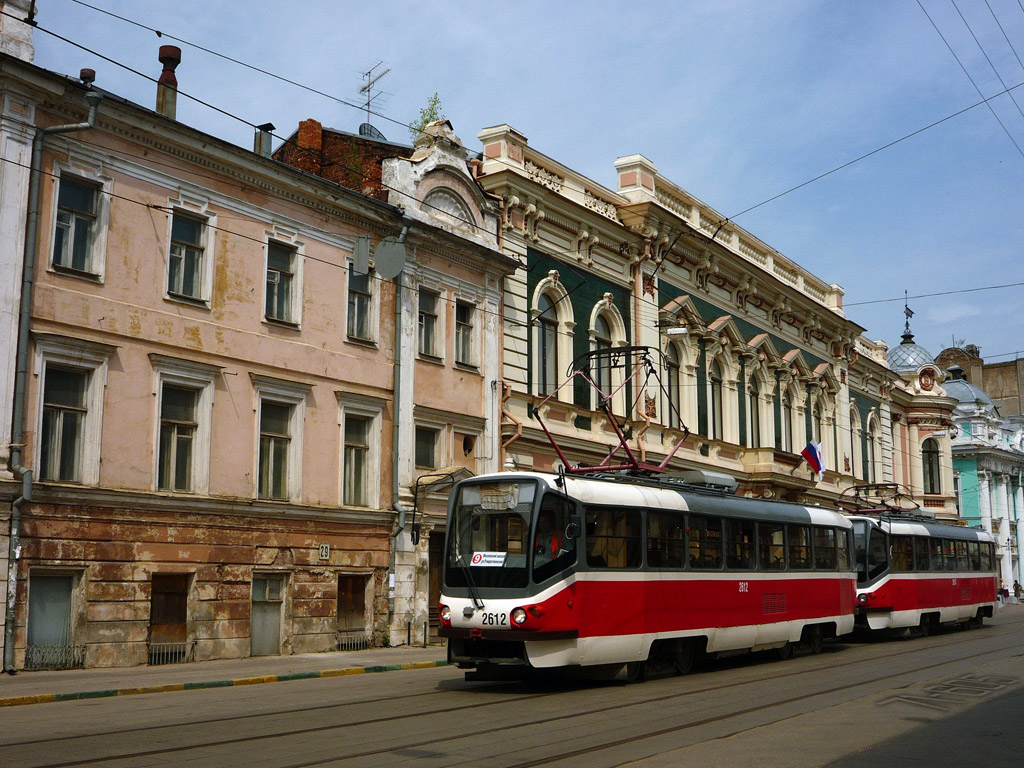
top-left (0, 659), bottom-right (449, 708)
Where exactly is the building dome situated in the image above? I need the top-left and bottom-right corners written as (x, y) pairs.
top-left (887, 327), bottom-right (935, 374)
top-left (945, 366), bottom-right (996, 416)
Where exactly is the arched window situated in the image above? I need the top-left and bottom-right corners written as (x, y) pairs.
top-left (780, 386), bottom-right (794, 452)
top-left (922, 437), bottom-right (941, 494)
top-left (849, 405), bottom-right (862, 478)
top-left (665, 343), bottom-right (681, 430)
top-left (747, 374), bottom-right (761, 448)
top-left (866, 416), bottom-right (879, 484)
top-left (710, 358), bottom-right (724, 441)
top-left (536, 293), bottom-right (558, 396)
top-left (592, 314), bottom-right (613, 397)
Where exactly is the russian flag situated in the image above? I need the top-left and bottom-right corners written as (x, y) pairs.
top-left (801, 441), bottom-right (825, 481)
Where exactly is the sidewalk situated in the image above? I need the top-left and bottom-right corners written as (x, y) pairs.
top-left (0, 642), bottom-right (450, 708)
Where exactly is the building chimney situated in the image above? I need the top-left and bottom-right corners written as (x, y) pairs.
top-left (294, 118), bottom-right (323, 175)
top-left (156, 45), bottom-right (181, 120)
top-left (254, 123), bottom-right (275, 158)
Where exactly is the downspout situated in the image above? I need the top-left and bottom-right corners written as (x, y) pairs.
top-left (5, 87), bottom-right (103, 674)
top-left (388, 224), bottom-right (410, 641)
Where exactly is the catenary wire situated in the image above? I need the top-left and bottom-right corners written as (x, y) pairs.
top-left (951, 0), bottom-right (1024, 125)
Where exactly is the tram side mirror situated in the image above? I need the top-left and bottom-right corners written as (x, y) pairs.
top-left (564, 515), bottom-right (581, 541)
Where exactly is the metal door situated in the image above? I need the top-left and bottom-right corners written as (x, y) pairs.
top-left (251, 575), bottom-right (284, 656)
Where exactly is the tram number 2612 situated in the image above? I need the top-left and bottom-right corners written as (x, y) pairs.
top-left (481, 612), bottom-right (508, 626)
top-left (738, 582), bottom-right (749, 593)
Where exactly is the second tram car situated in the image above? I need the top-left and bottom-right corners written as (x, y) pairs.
top-left (439, 471), bottom-right (857, 678)
top-left (850, 515), bottom-right (998, 634)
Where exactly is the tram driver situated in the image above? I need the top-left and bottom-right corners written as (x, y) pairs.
top-left (534, 509), bottom-right (562, 565)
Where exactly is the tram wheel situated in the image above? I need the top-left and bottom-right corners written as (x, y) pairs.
top-left (673, 641), bottom-right (695, 675)
top-left (970, 614), bottom-right (984, 629)
top-left (623, 661), bottom-right (645, 682)
top-left (805, 626), bottom-right (824, 654)
top-left (918, 617), bottom-right (932, 637)
top-left (776, 642), bottom-right (793, 660)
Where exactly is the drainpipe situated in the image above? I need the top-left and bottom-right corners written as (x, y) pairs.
top-left (387, 224), bottom-right (410, 644)
top-left (4, 84), bottom-right (102, 674)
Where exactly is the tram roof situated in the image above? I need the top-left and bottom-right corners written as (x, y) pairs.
top-left (848, 515), bottom-right (994, 542)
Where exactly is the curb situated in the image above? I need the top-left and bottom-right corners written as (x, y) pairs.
top-left (0, 658), bottom-right (449, 708)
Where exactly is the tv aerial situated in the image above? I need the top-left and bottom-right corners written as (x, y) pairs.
top-left (359, 61), bottom-right (391, 134)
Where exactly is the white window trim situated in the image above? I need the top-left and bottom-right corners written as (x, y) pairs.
top-left (413, 420), bottom-right (446, 471)
top-left (251, 374), bottom-right (311, 502)
top-left (48, 162), bottom-right (112, 281)
top-left (587, 299), bottom-right (627, 414)
top-left (417, 284), bottom-right (445, 361)
top-left (165, 199), bottom-right (217, 306)
top-left (453, 297), bottom-right (479, 368)
top-left (337, 393), bottom-right (385, 508)
top-left (531, 275), bottom-right (575, 402)
top-left (262, 228), bottom-right (305, 328)
top-left (150, 355), bottom-right (221, 494)
top-left (345, 261), bottom-right (378, 344)
top-left (33, 334), bottom-right (116, 486)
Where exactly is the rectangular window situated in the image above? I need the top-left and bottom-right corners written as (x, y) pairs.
top-left (40, 367), bottom-right (88, 482)
top-left (942, 539), bottom-right (956, 571)
top-left (688, 514), bottom-right (722, 569)
top-left (929, 537), bottom-right (944, 570)
top-left (913, 537), bottom-right (930, 571)
top-left (53, 176), bottom-right (98, 273)
top-left (585, 507), bottom-right (641, 568)
top-left (418, 288), bottom-right (439, 357)
top-left (538, 317), bottom-right (557, 395)
top-left (968, 541), bottom-right (981, 571)
top-left (347, 265), bottom-right (372, 341)
top-left (813, 527), bottom-right (838, 569)
top-left (647, 510), bottom-right (686, 568)
top-left (455, 301), bottom-right (474, 366)
top-left (725, 518), bottom-right (755, 569)
top-left (759, 523), bottom-right (785, 570)
top-left (158, 385), bottom-right (197, 492)
top-left (168, 213), bottom-right (205, 299)
top-left (788, 525), bottom-right (811, 569)
top-left (837, 528), bottom-right (851, 571)
top-left (343, 415), bottom-right (369, 506)
top-left (266, 242), bottom-right (296, 323)
top-left (891, 535), bottom-right (913, 572)
top-left (955, 540), bottom-right (969, 571)
top-left (415, 426), bottom-right (437, 469)
top-left (258, 401), bottom-right (292, 499)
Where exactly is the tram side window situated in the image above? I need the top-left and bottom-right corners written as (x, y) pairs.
top-left (929, 538), bottom-right (944, 570)
top-left (867, 528), bottom-right (888, 581)
top-left (913, 537), bottom-right (930, 571)
top-left (942, 539), bottom-right (956, 571)
top-left (586, 507), bottom-right (641, 569)
top-left (813, 527), bottom-right (837, 569)
top-left (982, 542), bottom-right (994, 571)
top-left (968, 541), bottom-right (981, 571)
top-left (532, 495), bottom-right (578, 583)
top-left (891, 535), bottom-right (913, 572)
top-left (688, 514), bottom-right (722, 569)
top-left (788, 525), bottom-right (811, 569)
top-left (837, 528), bottom-right (851, 571)
top-left (759, 523), bottom-right (785, 570)
top-left (725, 519), bottom-right (755, 569)
top-left (648, 510), bottom-right (687, 568)
top-left (955, 541), bottom-right (969, 571)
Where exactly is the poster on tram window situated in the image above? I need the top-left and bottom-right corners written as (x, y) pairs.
top-left (470, 552), bottom-right (507, 567)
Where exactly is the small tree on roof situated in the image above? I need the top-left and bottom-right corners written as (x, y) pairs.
top-left (409, 92), bottom-right (444, 142)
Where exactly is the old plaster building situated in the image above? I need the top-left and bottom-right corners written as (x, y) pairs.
top-left (473, 125), bottom-right (956, 517)
top-left (0, 15), bottom-right (508, 669)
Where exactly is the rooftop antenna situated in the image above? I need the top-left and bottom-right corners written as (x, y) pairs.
top-left (359, 61), bottom-right (391, 126)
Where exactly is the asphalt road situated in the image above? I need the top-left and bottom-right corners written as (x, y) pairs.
top-left (1, 611), bottom-right (1023, 768)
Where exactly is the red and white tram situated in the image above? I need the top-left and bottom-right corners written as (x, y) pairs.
top-left (849, 515), bottom-right (998, 634)
top-left (439, 470), bottom-right (857, 678)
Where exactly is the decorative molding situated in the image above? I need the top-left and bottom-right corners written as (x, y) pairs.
top-left (524, 160), bottom-right (564, 192)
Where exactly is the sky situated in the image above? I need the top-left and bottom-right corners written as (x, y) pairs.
top-left (23, 0), bottom-right (1024, 366)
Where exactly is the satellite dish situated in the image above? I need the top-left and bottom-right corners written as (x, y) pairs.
top-left (373, 236), bottom-right (406, 279)
top-left (352, 235), bottom-right (370, 276)
top-left (358, 122), bottom-right (387, 141)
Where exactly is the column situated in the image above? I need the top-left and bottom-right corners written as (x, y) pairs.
top-left (979, 471), bottom-right (993, 535)
top-left (996, 474), bottom-right (1013, 591)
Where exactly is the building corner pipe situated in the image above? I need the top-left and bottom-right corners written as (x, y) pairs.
top-left (4, 90), bottom-right (102, 674)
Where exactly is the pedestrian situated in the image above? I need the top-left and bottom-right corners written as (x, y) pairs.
top-left (1014, 580), bottom-right (1022, 605)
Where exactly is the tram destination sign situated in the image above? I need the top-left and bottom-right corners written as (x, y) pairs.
top-left (471, 552), bottom-right (507, 567)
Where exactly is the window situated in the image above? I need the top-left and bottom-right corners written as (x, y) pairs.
top-left (536, 293), bottom-right (558, 396)
top-left (35, 335), bottom-right (114, 487)
top-left (343, 415), bottom-right (369, 506)
top-left (725, 519), bottom-right (756, 569)
top-left (837, 528), bottom-right (851, 571)
top-left (647, 510), bottom-right (687, 568)
top-left (585, 507), bottom-right (641, 568)
top-left (455, 301), bottom-right (475, 366)
top-left (759, 523), bottom-right (785, 569)
top-left (252, 375), bottom-right (309, 501)
top-left (265, 241), bottom-right (297, 323)
top-left (347, 264), bottom-right (372, 341)
top-left (39, 367), bottom-right (87, 483)
top-left (780, 387), bottom-right (794, 452)
top-left (688, 515), bottom-right (722, 569)
top-left (168, 213), bottom-right (206, 300)
top-left (592, 315), bottom-right (613, 397)
top-left (955, 540), bottom-right (969, 571)
top-left (891, 535), bottom-right (913, 572)
top-left (709, 359), bottom-right (724, 441)
top-left (665, 344), bottom-right (681, 430)
top-left (813, 527), bottom-right (838, 569)
top-left (913, 537), bottom-right (930, 571)
top-left (922, 437), bottom-right (941, 494)
top-left (418, 288), bottom-right (439, 357)
top-left (788, 525), bottom-right (811, 569)
top-left (747, 376), bottom-right (761, 448)
top-left (158, 385), bottom-right (196, 492)
top-left (53, 176), bottom-right (98, 273)
top-left (968, 541), bottom-right (981, 571)
top-left (415, 426), bottom-right (438, 469)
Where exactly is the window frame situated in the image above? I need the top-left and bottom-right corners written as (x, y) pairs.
top-left (417, 286), bottom-right (442, 360)
top-left (165, 205), bottom-right (216, 305)
top-left (337, 393), bottom-right (384, 508)
top-left (33, 335), bottom-right (115, 486)
top-left (151, 355), bottom-right (220, 495)
top-left (414, 424), bottom-right (441, 470)
top-left (454, 299), bottom-right (477, 368)
top-left (49, 166), bottom-right (111, 280)
top-left (263, 234), bottom-right (304, 327)
top-left (922, 437), bottom-right (941, 494)
top-left (345, 262), bottom-right (376, 343)
top-left (251, 374), bottom-right (310, 502)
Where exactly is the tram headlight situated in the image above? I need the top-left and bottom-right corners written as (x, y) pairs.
top-left (511, 607), bottom-right (528, 626)
top-left (439, 604), bottom-right (452, 626)
top-left (857, 594), bottom-right (868, 605)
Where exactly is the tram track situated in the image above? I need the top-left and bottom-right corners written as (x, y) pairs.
top-left (8, 618), bottom-right (1020, 768)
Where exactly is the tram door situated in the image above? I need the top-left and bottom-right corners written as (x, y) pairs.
top-left (428, 533), bottom-right (443, 641)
